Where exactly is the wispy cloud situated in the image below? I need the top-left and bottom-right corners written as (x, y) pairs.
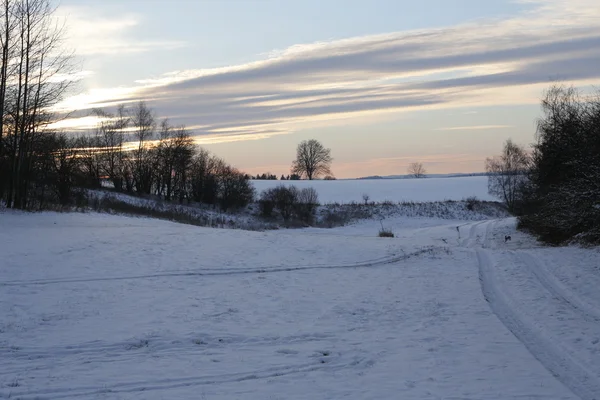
top-left (57, 6), bottom-right (186, 56)
top-left (57, 0), bottom-right (600, 143)
top-left (435, 125), bottom-right (513, 131)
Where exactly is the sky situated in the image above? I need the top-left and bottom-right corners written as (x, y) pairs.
top-left (52, 0), bottom-right (600, 178)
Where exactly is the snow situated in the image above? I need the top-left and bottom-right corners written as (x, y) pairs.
top-left (471, 219), bottom-right (600, 400)
top-left (1, 210), bottom-right (599, 399)
top-left (252, 176), bottom-right (496, 203)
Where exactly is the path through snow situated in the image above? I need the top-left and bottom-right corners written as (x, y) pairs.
top-left (469, 219), bottom-right (600, 400)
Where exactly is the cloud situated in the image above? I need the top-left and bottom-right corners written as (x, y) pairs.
top-left (57, 6), bottom-right (186, 56)
top-left (57, 0), bottom-right (600, 143)
top-left (436, 125), bottom-right (513, 131)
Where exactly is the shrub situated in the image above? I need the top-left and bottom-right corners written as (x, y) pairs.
top-left (378, 220), bottom-right (394, 237)
top-left (378, 228), bottom-right (395, 238)
top-left (258, 198), bottom-right (275, 217)
top-left (319, 208), bottom-right (352, 228)
top-left (260, 185), bottom-right (298, 221)
top-left (465, 196), bottom-right (479, 211)
top-left (217, 166), bottom-right (255, 211)
top-left (295, 187), bottom-right (319, 224)
top-left (258, 190), bottom-right (276, 217)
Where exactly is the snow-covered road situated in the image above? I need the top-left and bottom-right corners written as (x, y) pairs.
top-left (469, 219), bottom-right (600, 400)
top-left (1, 212), bottom-right (598, 399)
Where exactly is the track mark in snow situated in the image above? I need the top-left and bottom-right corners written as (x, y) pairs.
top-left (0, 332), bottom-right (334, 362)
top-left (459, 220), bottom-right (496, 249)
top-left (0, 247), bottom-right (443, 287)
top-left (515, 251), bottom-right (600, 323)
top-left (1, 357), bottom-right (363, 399)
top-left (477, 249), bottom-right (600, 400)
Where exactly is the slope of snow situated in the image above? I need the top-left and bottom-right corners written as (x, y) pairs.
top-left (252, 176), bottom-right (495, 203)
top-left (1, 211), bottom-right (596, 399)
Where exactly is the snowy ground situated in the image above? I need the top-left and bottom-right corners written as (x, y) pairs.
top-left (1, 210), bottom-right (599, 399)
top-left (252, 176), bottom-right (495, 203)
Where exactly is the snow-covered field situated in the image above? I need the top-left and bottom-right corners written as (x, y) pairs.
top-left (252, 176), bottom-right (495, 203)
top-left (1, 210), bottom-right (599, 399)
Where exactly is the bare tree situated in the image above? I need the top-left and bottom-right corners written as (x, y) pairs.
top-left (407, 162), bottom-right (427, 178)
top-left (2, 0), bottom-right (76, 208)
top-left (486, 139), bottom-right (530, 211)
top-left (130, 101), bottom-right (155, 194)
top-left (291, 139), bottom-right (332, 180)
top-left (155, 119), bottom-right (193, 201)
top-left (93, 104), bottom-right (128, 191)
top-left (0, 0), bottom-right (17, 178)
top-left (77, 132), bottom-right (102, 188)
top-left (47, 133), bottom-right (79, 205)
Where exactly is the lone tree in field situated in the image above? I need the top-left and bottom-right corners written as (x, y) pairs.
top-left (408, 162), bottom-right (427, 178)
top-left (291, 139), bottom-right (332, 180)
top-left (486, 139), bottom-right (530, 212)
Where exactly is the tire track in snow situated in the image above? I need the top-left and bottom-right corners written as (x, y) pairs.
top-left (0, 332), bottom-right (334, 362)
top-left (467, 220), bottom-right (600, 400)
top-left (459, 220), bottom-right (488, 247)
top-left (1, 357), bottom-right (364, 399)
top-left (514, 251), bottom-right (600, 323)
top-left (0, 247), bottom-right (441, 287)
top-left (477, 249), bottom-right (600, 400)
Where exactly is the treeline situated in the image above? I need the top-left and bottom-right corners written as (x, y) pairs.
top-left (249, 173), bottom-right (302, 180)
top-left (0, 0), bottom-right (256, 212)
top-left (488, 85), bottom-right (600, 245)
top-left (0, 0), bottom-right (74, 209)
top-left (50, 102), bottom-right (255, 211)
top-left (519, 86), bottom-right (600, 245)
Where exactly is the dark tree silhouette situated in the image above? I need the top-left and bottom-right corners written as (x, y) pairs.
top-left (407, 162), bottom-right (427, 178)
top-left (291, 139), bottom-right (332, 180)
top-left (518, 85), bottom-right (600, 244)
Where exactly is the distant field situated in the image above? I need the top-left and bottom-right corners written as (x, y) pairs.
top-left (252, 176), bottom-right (496, 203)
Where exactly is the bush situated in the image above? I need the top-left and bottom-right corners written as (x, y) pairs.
top-left (217, 167), bottom-right (255, 211)
top-left (258, 185), bottom-right (319, 225)
top-left (295, 187), bottom-right (319, 224)
top-left (258, 198), bottom-right (275, 217)
top-left (378, 228), bottom-right (395, 238)
top-left (378, 220), bottom-right (394, 237)
top-left (260, 185), bottom-right (298, 221)
top-left (465, 196), bottom-right (479, 211)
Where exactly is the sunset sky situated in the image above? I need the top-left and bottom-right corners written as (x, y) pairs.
top-left (52, 0), bottom-right (600, 178)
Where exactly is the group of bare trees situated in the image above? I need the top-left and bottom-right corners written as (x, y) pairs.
top-left (0, 0), bottom-right (75, 209)
top-left (487, 85), bottom-right (600, 245)
top-left (60, 102), bottom-right (255, 211)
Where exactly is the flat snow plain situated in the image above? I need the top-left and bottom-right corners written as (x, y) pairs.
top-left (1, 209), bottom-right (599, 399)
top-left (252, 176), bottom-right (496, 203)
